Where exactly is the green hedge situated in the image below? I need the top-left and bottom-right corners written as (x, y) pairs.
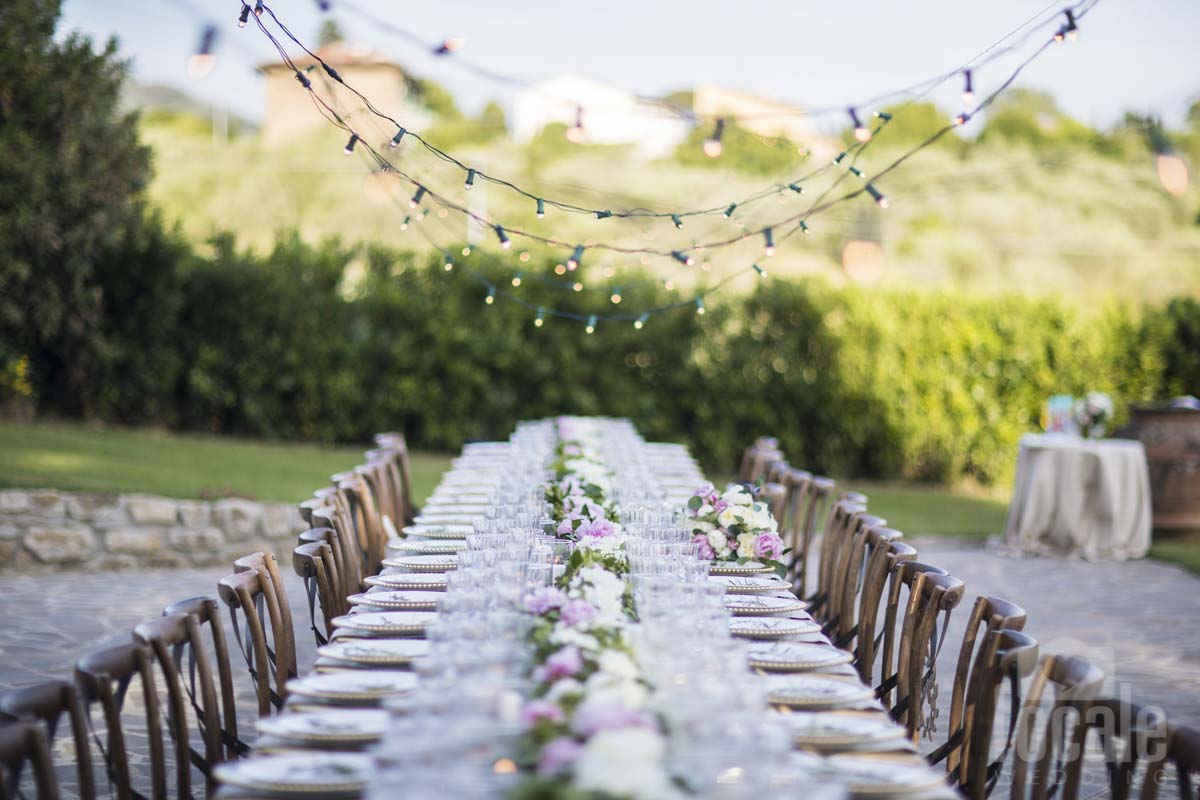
top-left (4, 228), bottom-right (1197, 485)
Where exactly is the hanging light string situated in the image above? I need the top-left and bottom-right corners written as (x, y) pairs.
top-left (247, 0), bottom-right (1096, 225)
top-left (315, 0), bottom-right (1079, 126)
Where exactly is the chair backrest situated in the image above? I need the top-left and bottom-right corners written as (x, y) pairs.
top-left (0, 681), bottom-right (90, 800)
top-left (824, 510), bottom-right (887, 633)
top-left (293, 537), bottom-right (345, 646)
top-left (851, 534), bottom-right (916, 684)
top-left (373, 432), bottom-right (417, 525)
top-left (959, 628), bottom-right (1040, 799)
top-left (161, 597), bottom-right (244, 763)
top-left (746, 448), bottom-right (784, 485)
top-left (940, 595), bottom-right (1030, 779)
top-left (216, 569), bottom-right (292, 717)
top-left (810, 497), bottom-right (867, 615)
top-left (133, 613), bottom-right (222, 798)
top-left (1010, 654), bottom-right (1105, 800)
top-left (309, 501), bottom-right (364, 597)
top-left (758, 482), bottom-right (788, 530)
top-left (357, 459), bottom-right (401, 543)
top-left (0, 721), bottom-right (59, 800)
top-left (334, 472), bottom-right (387, 576)
top-left (233, 552), bottom-right (297, 684)
top-left (75, 642), bottom-right (170, 800)
top-left (736, 437), bottom-right (778, 483)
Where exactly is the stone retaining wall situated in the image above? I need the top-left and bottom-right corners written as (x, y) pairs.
top-left (0, 489), bottom-right (307, 572)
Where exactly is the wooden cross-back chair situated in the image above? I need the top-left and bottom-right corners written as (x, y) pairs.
top-left (737, 436), bottom-right (780, 483)
top-left (758, 482), bottom-right (789, 530)
top-left (875, 563), bottom-right (967, 743)
top-left (234, 552), bottom-right (297, 682)
top-left (132, 613), bottom-right (223, 798)
top-left (781, 470), bottom-right (835, 599)
top-left (822, 510), bottom-right (887, 635)
top-left (293, 536), bottom-right (345, 647)
top-left (357, 459), bottom-right (402, 544)
top-left (930, 595), bottom-right (1030, 781)
top-left (373, 432), bottom-right (418, 525)
top-left (808, 495), bottom-right (868, 619)
top-left (332, 471), bottom-right (387, 577)
top-left (0, 721), bottom-right (59, 800)
top-left (75, 642), bottom-right (175, 800)
top-left (0, 681), bottom-right (90, 800)
top-left (161, 597), bottom-right (248, 763)
top-left (955, 628), bottom-right (1040, 799)
top-left (853, 537), bottom-right (918, 685)
top-left (217, 564), bottom-right (296, 717)
top-left (307, 504), bottom-right (363, 599)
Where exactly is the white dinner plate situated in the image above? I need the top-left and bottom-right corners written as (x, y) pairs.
top-left (387, 539), bottom-right (467, 555)
top-left (413, 513), bottom-right (483, 526)
top-left (347, 591), bottom-right (439, 611)
top-left (317, 638), bottom-right (429, 667)
top-left (285, 671), bottom-right (418, 704)
top-left (382, 554), bottom-right (458, 572)
top-left (331, 611), bottom-right (438, 636)
top-left (730, 617), bottom-right (821, 640)
top-left (710, 575), bottom-right (794, 595)
top-left (773, 711), bottom-right (907, 751)
top-left (214, 752), bottom-right (372, 796)
top-left (401, 524), bottom-right (472, 539)
top-left (364, 573), bottom-right (448, 591)
top-left (825, 755), bottom-right (949, 796)
top-left (746, 642), bottom-right (853, 672)
top-left (255, 709), bottom-right (390, 745)
top-left (725, 594), bottom-right (808, 616)
top-left (708, 560), bottom-right (776, 576)
top-left (764, 675), bottom-right (876, 709)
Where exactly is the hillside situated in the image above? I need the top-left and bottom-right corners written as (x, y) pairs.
top-left (139, 103), bottom-right (1200, 304)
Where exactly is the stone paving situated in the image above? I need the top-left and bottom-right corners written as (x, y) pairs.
top-left (0, 540), bottom-right (1197, 798)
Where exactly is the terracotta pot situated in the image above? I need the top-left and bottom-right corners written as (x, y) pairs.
top-left (1116, 397), bottom-right (1200, 532)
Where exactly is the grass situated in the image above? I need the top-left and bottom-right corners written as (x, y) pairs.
top-left (837, 480), bottom-right (1010, 539)
top-left (0, 421), bottom-right (452, 506)
top-left (1149, 534), bottom-right (1200, 576)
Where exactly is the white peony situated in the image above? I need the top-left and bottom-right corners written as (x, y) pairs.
top-left (574, 566), bottom-right (627, 614)
top-left (573, 728), bottom-right (678, 799)
top-left (721, 485), bottom-right (753, 506)
top-left (583, 670), bottom-right (648, 709)
top-left (706, 529), bottom-right (727, 552)
top-left (550, 626), bottom-right (600, 652)
top-left (736, 532), bottom-right (758, 560)
top-left (696, 503), bottom-right (714, 517)
top-left (545, 678), bottom-right (584, 702)
top-left (596, 649), bottom-right (639, 680)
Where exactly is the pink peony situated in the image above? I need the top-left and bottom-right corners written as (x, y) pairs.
top-left (577, 517), bottom-right (616, 538)
top-left (526, 587), bottom-right (568, 615)
top-left (557, 515), bottom-right (582, 537)
top-left (520, 699), bottom-right (566, 727)
top-left (571, 702), bottom-right (655, 737)
top-left (559, 599), bottom-right (598, 627)
top-left (543, 646), bottom-right (584, 680)
top-left (713, 499), bottom-right (729, 513)
top-left (693, 482), bottom-right (716, 497)
top-left (754, 532), bottom-right (784, 561)
top-left (692, 533), bottom-right (716, 560)
top-left (537, 736), bottom-right (584, 776)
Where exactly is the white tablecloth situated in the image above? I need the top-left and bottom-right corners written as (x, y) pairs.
top-left (1004, 433), bottom-right (1152, 561)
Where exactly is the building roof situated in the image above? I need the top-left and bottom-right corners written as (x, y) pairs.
top-left (258, 41), bottom-right (403, 74)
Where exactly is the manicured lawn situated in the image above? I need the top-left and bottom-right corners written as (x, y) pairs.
top-left (838, 481), bottom-right (1011, 539)
top-left (0, 422), bottom-right (452, 505)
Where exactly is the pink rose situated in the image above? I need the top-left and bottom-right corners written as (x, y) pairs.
top-left (526, 587), bottom-right (568, 615)
top-left (577, 517), bottom-right (615, 538)
top-left (559, 599), bottom-right (598, 627)
top-left (537, 736), bottom-right (583, 776)
top-left (754, 532), bottom-right (784, 561)
top-left (543, 646), bottom-right (584, 680)
top-left (557, 515), bottom-right (582, 537)
top-left (693, 482), bottom-right (716, 498)
top-left (692, 533), bottom-right (716, 560)
top-left (713, 499), bottom-right (729, 513)
top-left (520, 699), bottom-right (566, 727)
top-left (571, 702), bottom-right (655, 736)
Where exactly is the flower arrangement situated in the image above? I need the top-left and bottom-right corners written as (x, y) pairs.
top-left (685, 483), bottom-right (786, 575)
top-left (1073, 391), bottom-right (1114, 439)
top-left (545, 424), bottom-right (619, 536)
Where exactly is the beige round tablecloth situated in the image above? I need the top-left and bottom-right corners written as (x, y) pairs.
top-left (1004, 433), bottom-right (1152, 561)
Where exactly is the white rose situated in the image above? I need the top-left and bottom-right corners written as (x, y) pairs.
top-left (583, 672), bottom-right (648, 709)
top-left (722, 485), bottom-right (753, 506)
top-left (693, 520), bottom-right (716, 534)
top-left (550, 627), bottom-right (600, 652)
top-left (736, 532), bottom-right (758, 560)
top-left (717, 508), bottom-right (740, 528)
top-left (545, 678), bottom-right (583, 702)
top-left (596, 650), bottom-right (639, 680)
top-left (697, 503), bottom-right (714, 517)
top-left (706, 529), bottom-right (727, 551)
top-left (573, 728), bottom-right (677, 799)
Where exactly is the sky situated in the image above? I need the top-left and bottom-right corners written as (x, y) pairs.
top-left (60, 0), bottom-right (1200, 131)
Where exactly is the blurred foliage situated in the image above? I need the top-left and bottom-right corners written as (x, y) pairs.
top-left (406, 76), bottom-right (461, 120)
top-left (426, 100), bottom-right (507, 148)
top-left (0, 0), bottom-right (152, 415)
top-left (674, 120), bottom-right (800, 176)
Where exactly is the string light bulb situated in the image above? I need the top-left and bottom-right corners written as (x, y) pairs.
top-left (389, 127), bottom-right (407, 148)
top-left (671, 251), bottom-right (695, 267)
top-left (485, 286), bottom-right (496, 304)
top-left (494, 225), bottom-right (511, 249)
top-left (961, 70), bottom-right (974, 105)
top-left (703, 118), bottom-right (726, 158)
top-left (763, 228), bottom-right (775, 257)
top-left (254, 0), bottom-right (264, 17)
top-left (511, 272), bottom-right (522, 287)
top-left (585, 315), bottom-right (597, 334)
top-left (535, 198), bottom-right (545, 219)
top-left (443, 257), bottom-right (453, 271)
top-left (462, 246), bottom-right (472, 256)
top-left (534, 308), bottom-right (545, 327)
top-left (343, 133), bottom-right (359, 155)
top-left (788, 183), bottom-right (804, 194)
top-left (400, 216), bottom-right (410, 231)
top-left (409, 185), bottom-right (427, 208)
top-left (753, 263), bottom-right (768, 279)
top-left (849, 108), bottom-right (871, 142)
top-left (567, 245), bottom-right (584, 271)
top-left (832, 151), bottom-right (847, 165)
top-left (187, 25), bottom-right (217, 78)
top-left (695, 297), bottom-right (706, 315)
top-left (572, 282), bottom-right (584, 292)
top-left (237, 5), bottom-right (251, 27)
top-left (464, 168), bottom-right (476, 190)
top-left (954, 111), bottom-right (971, 127)
top-left (610, 288), bottom-right (622, 304)
top-left (874, 111), bottom-right (893, 122)
top-left (433, 37), bottom-right (465, 55)
top-left (1055, 9), bottom-right (1078, 41)
top-left (566, 107), bottom-right (586, 143)
top-left (848, 166), bottom-right (864, 178)
top-left (634, 314), bottom-right (648, 330)
top-left (865, 183), bottom-right (889, 209)
top-left (800, 220), bottom-right (810, 235)
top-left (723, 202), bottom-right (737, 219)
top-left (671, 214), bottom-right (684, 229)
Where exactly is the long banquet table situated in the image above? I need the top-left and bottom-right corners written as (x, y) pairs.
top-left (215, 418), bottom-right (956, 799)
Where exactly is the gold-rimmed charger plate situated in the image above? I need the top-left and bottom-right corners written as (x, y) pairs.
top-left (710, 575), bottom-right (793, 595)
top-left (773, 711), bottom-right (907, 751)
top-left (708, 560), bottom-right (776, 576)
top-left (725, 594), bottom-right (808, 616)
top-left (400, 524), bottom-right (472, 539)
top-left (285, 670), bottom-right (418, 704)
top-left (364, 572), bottom-right (448, 591)
top-left (347, 590), bottom-right (438, 611)
top-left (255, 709), bottom-right (389, 745)
top-left (382, 554), bottom-right (458, 572)
top-left (317, 638), bottom-right (429, 667)
top-left (825, 754), bottom-right (950, 796)
top-left (764, 675), bottom-right (876, 709)
top-left (730, 617), bottom-right (821, 640)
top-left (331, 610), bottom-right (437, 637)
top-left (747, 642), bottom-right (852, 673)
top-left (387, 539), bottom-right (467, 555)
top-left (213, 752), bottom-right (371, 796)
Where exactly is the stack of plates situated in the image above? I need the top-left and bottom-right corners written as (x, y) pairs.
top-left (774, 711), bottom-right (908, 753)
top-left (347, 591), bottom-right (438, 611)
top-left (708, 560), bottom-right (776, 576)
top-left (763, 675), bottom-right (876, 710)
top-left (214, 752), bottom-right (372, 797)
top-left (730, 617), bottom-right (821, 640)
top-left (317, 639), bottom-right (429, 668)
top-left (331, 611), bottom-right (437, 638)
top-left (381, 554), bottom-right (458, 572)
top-left (387, 539), bottom-right (467, 555)
top-left (746, 642), bottom-right (852, 673)
top-left (709, 574), bottom-right (793, 595)
top-left (364, 573), bottom-right (448, 591)
top-left (255, 709), bottom-right (390, 747)
top-left (285, 671), bottom-right (417, 706)
top-left (724, 594), bottom-right (807, 617)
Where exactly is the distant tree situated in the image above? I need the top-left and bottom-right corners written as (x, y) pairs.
top-left (871, 101), bottom-right (956, 147)
top-left (479, 100), bottom-right (507, 133)
top-left (406, 76), bottom-right (461, 120)
top-left (317, 19), bottom-right (345, 47)
top-left (0, 0), bottom-right (153, 415)
top-left (978, 88), bottom-right (1100, 150)
top-left (674, 120), bottom-right (798, 176)
top-left (662, 89), bottom-right (694, 112)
